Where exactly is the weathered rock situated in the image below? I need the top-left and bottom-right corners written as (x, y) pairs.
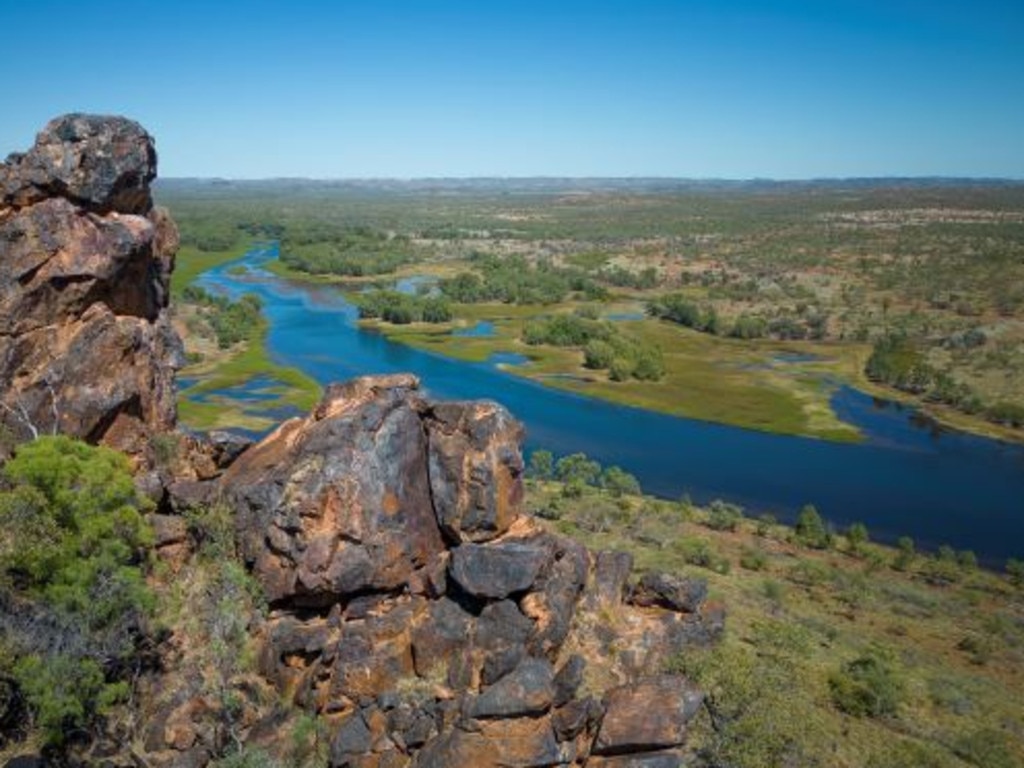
top-left (426, 401), bottom-right (524, 543)
top-left (448, 540), bottom-right (550, 599)
top-left (629, 572), bottom-right (707, 614)
top-left (223, 376), bottom-right (446, 605)
top-left (413, 717), bottom-right (563, 768)
top-left (593, 676), bottom-right (703, 756)
top-left (466, 657), bottom-right (555, 719)
top-left (1, 113), bottom-right (156, 214)
top-left (552, 655), bottom-right (586, 707)
top-left (585, 550), bottom-right (634, 610)
top-left (0, 115), bottom-right (180, 459)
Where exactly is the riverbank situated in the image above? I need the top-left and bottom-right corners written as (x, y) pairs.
top-left (171, 243), bottom-right (322, 432)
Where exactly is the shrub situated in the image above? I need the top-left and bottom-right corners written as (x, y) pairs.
top-left (829, 650), bottom-right (904, 718)
top-left (795, 504), bottom-right (831, 549)
top-left (893, 536), bottom-right (916, 571)
top-left (706, 499), bottom-right (744, 532)
top-left (740, 547), bottom-right (768, 571)
top-left (846, 522), bottom-right (869, 555)
top-left (527, 449), bottom-right (554, 480)
top-left (0, 436), bottom-right (154, 744)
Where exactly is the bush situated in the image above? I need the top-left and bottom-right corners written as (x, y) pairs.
top-left (0, 436), bottom-right (154, 744)
top-left (828, 650), bottom-right (904, 718)
top-left (527, 449), bottom-right (554, 480)
top-left (740, 547), bottom-right (768, 571)
top-left (795, 504), bottom-right (831, 549)
top-left (706, 500), bottom-right (744, 532)
top-left (846, 522), bottom-right (869, 555)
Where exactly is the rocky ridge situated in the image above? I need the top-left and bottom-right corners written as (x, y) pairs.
top-left (0, 116), bottom-right (722, 767)
top-left (0, 114), bottom-right (182, 460)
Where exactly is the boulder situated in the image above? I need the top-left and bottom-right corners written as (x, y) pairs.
top-left (629, 572), bottom-right (708, 614)
top-left (426, 401), bottom-right (524, 543)
top-left (222, 376), bottom-right (446, 605)
top-left (465, 657), bottom-right (555, 719)
top-left (448, 540), bottom-right (551, 600)
top-left (593, 676), bottom-right (703, 756)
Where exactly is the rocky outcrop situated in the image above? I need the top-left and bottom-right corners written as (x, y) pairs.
top-left (205, 376), bottom-right (722, 768)
top-left (0, 114), bottom-right (181, 460)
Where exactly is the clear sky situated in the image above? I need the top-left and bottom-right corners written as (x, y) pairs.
top-left (2, 0), bottom-right (1022, 179)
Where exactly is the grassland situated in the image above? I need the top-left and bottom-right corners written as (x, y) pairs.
top-left (527, 475), bottom-right (1024, 768)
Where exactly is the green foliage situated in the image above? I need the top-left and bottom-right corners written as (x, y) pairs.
top-left (439, 254), bottom-right (595, 305)
top-left (281, 225), bottom-right (415, 277)
top-left (865, 334), bottom-right (934, 394)
top-left (866, 739), bottom-right (956, 768)
top-left (669, 631), bottom-right (834, 768)
top-left (893, 536), bottom-right (916, 571)
top-left (706, 499), bottom-right (744, 532)
top-left (1007, 557), bottom-right (1024, 586)
top-left (598, 465), bottom-right (641, 497)
top-left (355, 290), bottom-right (452, 324)
top-left (828, 649), bottom-right (905, 718)
top-left (846, 521), bottom-right (869, 555)
top-left (647, 293), bottom-right (720, 334)
top-left (740, 546), bottom-right (768, 571)
top-left (0, 436), bottom-right (154, 745)
top-left (554, 453), bottom-right (601, 486)
top-left (675, 537), bottom-right (730, 574)
top-left (182, 286), bottom-right (265, 348)
top-left (527, 449), bottom-right (554, 480)
top-left (794, 504), bottom-right (831, 549)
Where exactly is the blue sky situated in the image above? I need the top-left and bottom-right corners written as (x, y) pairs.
top-left (2, 0), bottom-right (1022, 178)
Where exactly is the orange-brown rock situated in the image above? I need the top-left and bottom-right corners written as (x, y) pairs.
top-left (0, 114), bottom-right (181, 459)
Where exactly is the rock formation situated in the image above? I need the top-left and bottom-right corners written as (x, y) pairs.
top-left (0, 113), bottom-right (181, 460)
top-left (186, 375), bottom-right (718, 768)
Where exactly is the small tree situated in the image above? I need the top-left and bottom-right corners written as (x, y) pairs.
top-left (795, 504), bottom-right (830, 549)
top-left (893, 536), bottom-right (916, 571)
top-left (1006, 558), bottom-right (1024, 587)
top-left (528, 449), bottom-right (554, 480)
top-left (846, 522), bottom-right (869, 556)
top-left (829, 650), bottom-right (904, 718)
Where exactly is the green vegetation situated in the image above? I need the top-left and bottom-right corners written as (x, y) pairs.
top-left (0, 437), bottom-right (154, 745)
top-left (281, 225), bottom-right (417, 277)
top-left (355, 290), bottom-right (452, 324)
top-left (526, 454), bottom-right (1024, 768)
top-left (159, 179), bottom-right (1024, 443)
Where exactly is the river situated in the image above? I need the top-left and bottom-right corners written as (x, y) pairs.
top-left (194, 244), bottom-right (1024, 565)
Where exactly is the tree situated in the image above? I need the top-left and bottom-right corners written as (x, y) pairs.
top-left (528, 449), bottom-right (554, 480)
top-left (846, 522), bottom-right (869, 555)
top-left (795, 504), bottom-right (830, 549)
top-left (555, 453), bottom-right (601, 487)
top-left (893, 536), bottom-right (915, 571)
top-left (598, 466), bottom-right (641, 497)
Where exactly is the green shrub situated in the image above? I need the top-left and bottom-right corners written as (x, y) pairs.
top-left (740, 547), bottom-right (768, 571)
top-left (706, 499), bottom-right (744, 532)
top-left (795, 504), bottom-right (831, 549)
top-left (0, 436), bottom-right (154, 744)
top-left (828, 650), bottom-right (904, 718)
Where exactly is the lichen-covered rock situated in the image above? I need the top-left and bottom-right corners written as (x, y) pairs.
top-left (0, 114), bottom-right (180, 459)
top-left (448, 539), bottom-right (551, 599)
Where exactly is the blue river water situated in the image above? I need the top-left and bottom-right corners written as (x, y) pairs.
top-left (195, 245), bottom-right (1024, 565)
